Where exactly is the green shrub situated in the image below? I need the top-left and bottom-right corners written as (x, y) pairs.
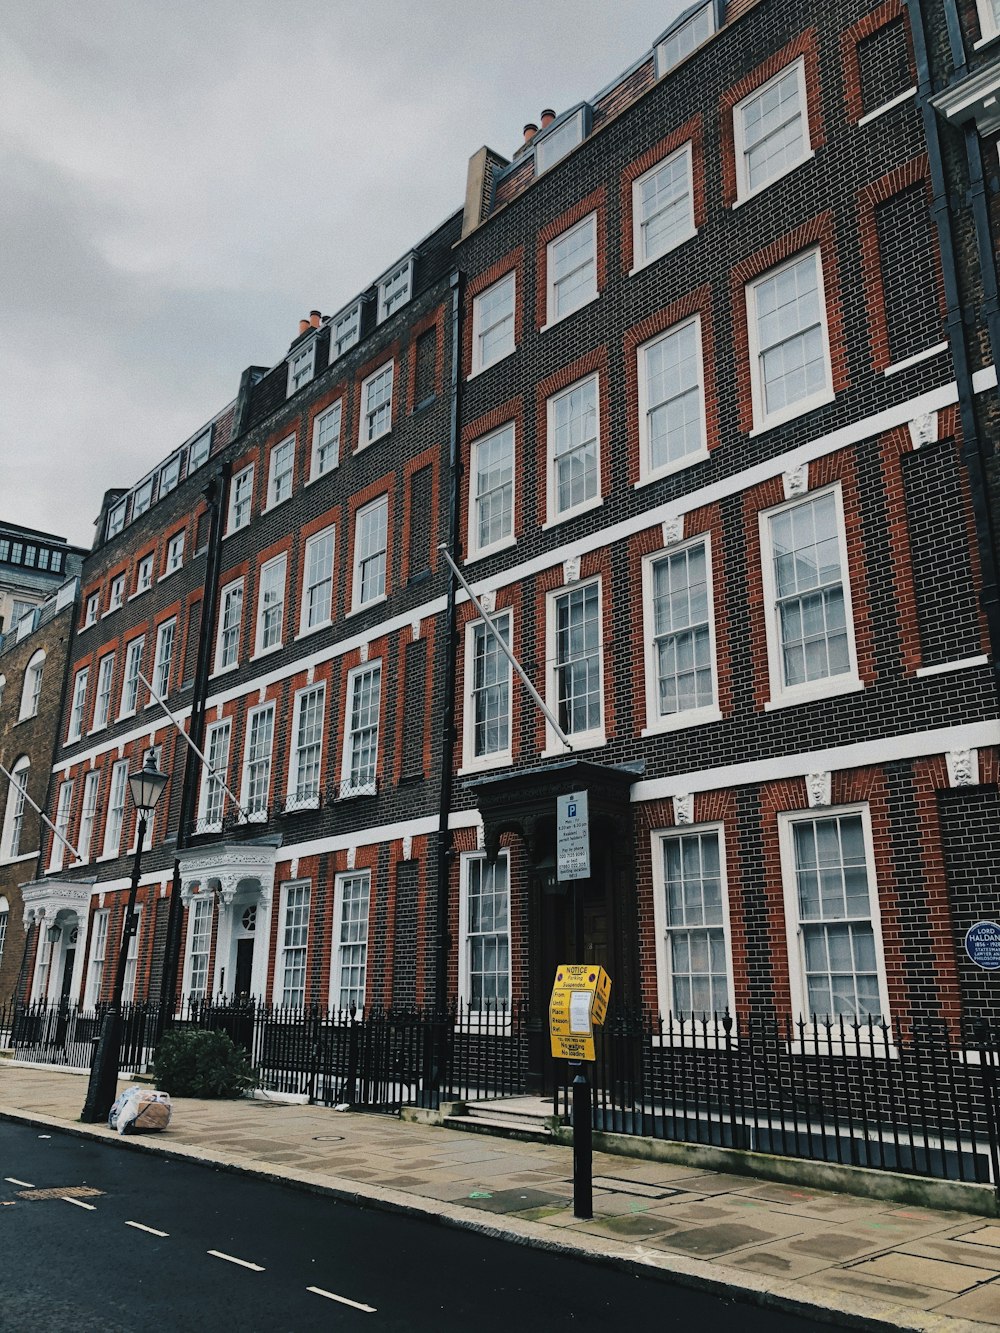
top-left (153, 1028), bottom-right (257, 1099)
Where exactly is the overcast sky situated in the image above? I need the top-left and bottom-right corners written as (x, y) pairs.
top-left (0, 2), bottom-right (685, 549)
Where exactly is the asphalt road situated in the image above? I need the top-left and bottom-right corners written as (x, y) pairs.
top-left (0, 1120), bottom-right (834, 1332)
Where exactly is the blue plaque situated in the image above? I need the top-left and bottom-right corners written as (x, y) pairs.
top-left (965, 921), bottom-right (1000, 971)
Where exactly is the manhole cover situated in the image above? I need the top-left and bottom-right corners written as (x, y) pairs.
top-left (18, 1185), bottom-right (104, 1201)
top-left (312, 1135), bottom-right (345, 1142)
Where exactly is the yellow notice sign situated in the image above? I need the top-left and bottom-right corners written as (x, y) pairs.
top-left (549, 964), bottom-right (612, 1061)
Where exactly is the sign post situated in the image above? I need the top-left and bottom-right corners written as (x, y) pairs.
top-left (549, 964), bottom-right (611, 1219)
top-left (556, 791), bottom-right (590, 882)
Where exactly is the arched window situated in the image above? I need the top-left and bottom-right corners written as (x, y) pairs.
top-left (19, 650), bottom-right (45, 720)
top-left (1, 756), bottom-right (30, 860)
top-left (0, 895), bottom-right (8, 967)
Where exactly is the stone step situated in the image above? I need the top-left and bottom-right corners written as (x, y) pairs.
top-left (443, 1112), bottom-right (554, 1140)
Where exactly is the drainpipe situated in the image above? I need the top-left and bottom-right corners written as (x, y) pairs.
top-left (434, 269), bottom-right (463, 1016)
top-left (906, 0), bottom-right (1000, 685)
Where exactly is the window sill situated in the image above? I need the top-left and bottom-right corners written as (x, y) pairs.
top-left (86, 724), bottom-right (108, 737)
top-left (764, 675), bottom-right (864, 712)
top-left (116, 710), bottom-right (138, 724)
top-left (856, 87), bottom-right (916, 127)
top-left (465, 535), bottom-right (516, 564)
top-left (345, 593), bottom-right (387, 619)
top-left (732, 150), bottom-right (815, 209)
top-left (338, 783), bottom-right (377, 800)
top-left (458, 755), bottom-right (513, 778)
top-left (209, 663), bottom-right (241, 680)
top-left (541, 733), bottom-right (605, 759)
top-left (283, 796), bottom-right (320, 814)
top-left (748, 389), bottom-right (835, 438)
top-left (634, 447), bottom-right (710, 490)
top-left (103, 605), bottom-right (123, 618)
top-left (305, 467), bottom-right (338, 487)
top-left (158, 567), bottom-right (182, 583)
top-left (223, 523), bottom-right (250, 541)
top-left (542, 494), bottom-right (603, 530)
top-left (540, 289), bottom-right (600, 335)
top-left (250, 646), bottom-right (283, 663)
top-left (128, 587), bottom-right (151, 602)
top-left (295, 620), bottom-right (332, 642)
top-left (915, 654), bottom-right (988, 677)
top-left (356, 427), bottom-right (392, 453)
top-left (883, 342), bottom-right (949, 377)
top-left (261, 496), bottom-right (292, 516)
top-left (628, 228), bottom-right (697, 278)
top-left (96, 852), bottom-right (119, 863)
top-left (974, 28), bottom-right (1000, 48)
top-left (236, 810), bottom-right (269, 826)
top-left (0, 850), bottom-right (39, 868)
top-left (467, 347), bottom-right (516, 382)
top-left (642, 704), bottom-right (722, 736)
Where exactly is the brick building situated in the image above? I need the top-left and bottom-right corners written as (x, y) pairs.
top-left (0, 520), bottom-right (84, 637)
top-left (15, 0), bottom-right (1000, 1097)
top-left (0, 578), bottom-right (78, 1003)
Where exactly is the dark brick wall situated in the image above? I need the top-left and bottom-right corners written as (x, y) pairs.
top-left (938, 785), bottom-right (1000, 1023)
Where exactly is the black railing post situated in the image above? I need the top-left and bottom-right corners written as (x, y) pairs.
top-left (571, 1063), bottom-right (593, 1220)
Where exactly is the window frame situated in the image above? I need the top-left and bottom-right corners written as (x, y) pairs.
top-left (310, 400), bottom-right (342, 481)
top-left (91, 653), bottom-right (114, 731)
top-left (329, 299), bottom-right (363, 361)
top-left (351, 495), bottom-right (389, 611)
top-left (275, 880), bottom-right (311, 1008)
top-left (107, 575), bottom-right (125, 613)
top-left (534, 106), bottom-right (588, 175)
top-left (779, 804), bottom-right (891, 1034)
top-left (287, 339), bottom-right (317, 397)
top-left (340, 660), bottom-right (382, 797)
top-left (759, 483), bottom-right (862, 709)
top-left (545, 577), bottom-right (605, 754)
top-left (84, 593), bottom-right (99, 628)
top-left (102, 759), bottom-right (129, 858)
top-left (358, 361), bottom-right (394, 449)
top-left (0, 756), bottom-right (29, 861)
top-left (746, 247), bottom-right (834, 432)
top-left (165, 531), bottom-right (185, 575)
top-left (85, 909), bottom-right (111, 1008)
top-left (329, 870), bottom-right (372, 1012)
top-left (654, 2), bottom-right (716, 77)
top-left (122, 903), bottom-right (143, 1003)
top-left (152, 617), bottom-right (176, 698)
top-left (651, 822), bottom-right (734, 1031)
top-left (266, 436), bottom-right (295, 509)
top-left (131, 476), bottom-right (154, 519)
top-left (545, 372), bottom-right (602, 525)
top-left (197, 718), bottom-right (232, 834)
top-left (637, 314), bottom-right (708, 485)
top-left (227, 464), bottom-right (255, 534)
top-left (119, 637), bottom-right (145, 719)
top-left (106, 501), bottom-right (126, 540)
top-left (467, 423), bottom-right (515, 560)
top-left (183, 895), bottom-right (213, 1000)
top-left (134, 554), bottom-right (154, 596)
top-left (642, 535), bottom-right (721, 734)
top-left (630, 141), bottom-right (696, 274)
top-left (77, 769), bottom-right (101, 865)
top-left (240, 701), bottom-right (275, 823)
top-left (287, 682), bottom-right (325, 810)
top-left (458, 850), bottom-right (512, 1015)
top-left (734, 57), bottom-right (812, 205)
top-left (544, 212), bottom-right (598, 330)
top-left (68, 667), bottom-right (89, 742)
top-left (159, 453), bottom-right (181, 496)
top-left (187, 429), bottom-right (211, 472)
top-left (214, 578), bottom-right (244, 673)
top-left (462, 610), bottom-right (513, 773)
top-left (300, 525), bottom-right (335, 634)
top-left (471, 272), bottom-right (516, 376)
top-left (976, 0), bottom-right (1000, 42)
top-left (254, 554), bottom-right (287, 656)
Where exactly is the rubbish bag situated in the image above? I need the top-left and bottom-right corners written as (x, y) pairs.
top-left (108, 1085), bottom-right (172, 1135)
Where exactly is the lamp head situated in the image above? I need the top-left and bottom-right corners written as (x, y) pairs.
top-left (128, 750), bottom-right (169, 815)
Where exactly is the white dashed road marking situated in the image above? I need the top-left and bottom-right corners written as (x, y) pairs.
top-left (307, 1286), bottom-right (377, 1313)
top-left (62, 1197), bottom-right (96, 1210)
top-left (5, 1178), bottom-right (33, 1187)
top-left (207, 1250), bottom-right (265, 1272)
top-left (126, 1220), bottom-right (169, 1237)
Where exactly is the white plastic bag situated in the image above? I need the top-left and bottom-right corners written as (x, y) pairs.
top-left (109, 1085), bottom-right (172, 1135)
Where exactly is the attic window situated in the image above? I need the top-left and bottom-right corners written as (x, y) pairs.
top-left (107, 501), bottom-right (126, 539)
top-left (160, 454), bottom-right (181, 495)
top-left (288, 340), bottom-right (317, 396)
top-left (377, 257), bottom-right (414, 323)
top-left (655, 3), bottom-right (715, 77)
top-left (331, 300), bottom-right (363, 360)
top-left (188, 429), bottom-right (211, 471)
top-left (534, 107), bottom-right (589, 175)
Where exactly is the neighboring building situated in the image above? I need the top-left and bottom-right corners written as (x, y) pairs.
top-left (17, 0), bottom-right (1000, 1098)
top-left (0, 577), bottom-right (78, 1004)
top-left (0, 521), bottom-right (84, 637)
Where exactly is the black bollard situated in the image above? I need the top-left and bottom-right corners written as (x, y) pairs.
top-left (571, 1063), bottom-right (593, 1219)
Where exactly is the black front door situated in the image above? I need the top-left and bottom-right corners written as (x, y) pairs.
top-left (59, 949), bottom-right (75, 1002)
top-left (234, 937), bottom-right (254, 998)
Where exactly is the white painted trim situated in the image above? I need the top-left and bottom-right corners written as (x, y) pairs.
top-left (641, 534), bottom-right (720, 732)
top-left (543, 213), bottom-right (598, 329)
top-left (545, 575), bottom-right (605, 752)
top-left (458, 849), bottom-right (511, 1009)
top-left (637, 313), bottom-right (707, 484)
top-left (462, 609), bottom-right (513, 772)
top-left (467, 421), bottom-right (516, 560)
top-left (471, 271), bottom-right (517, 376)
top-left (856, 87), bottom-right (916, 128)
top-left (328, 868), bottom-right (372, 1011)
top-left (915, 655), bottom-right (989, 677)
top-left (733, 58), bottom-right (812, 205)
top-left (546, 371), bottom-right (602, 525)
top-left (630, 140), bottom-right (696, 273)
top-left (883, 341), bottom-right (949, 377)
top-left (630, 719), bottom-right (1000, 802)
top-left (747, 246), bottom-right (834, 433)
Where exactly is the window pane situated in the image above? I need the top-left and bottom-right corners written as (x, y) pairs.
top-left (555, 584), bottom-right (601, 734)
top-left (474, 426), bottom-right (514, 550)
top-left (643, 321), bottom-right (702, 471)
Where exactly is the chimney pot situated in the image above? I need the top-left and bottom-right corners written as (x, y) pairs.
top-left (298, 319), bottom-right (310, 335)
top-left (540, 108), bottom-right (556, 127)
top-left (523, 122), bottom-right (538, 142)
top-left (309, 310), bottom-right (322, 328)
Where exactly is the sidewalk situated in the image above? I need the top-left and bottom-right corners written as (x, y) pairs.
top-left (3, 1064), bottom-right (1000, 1331)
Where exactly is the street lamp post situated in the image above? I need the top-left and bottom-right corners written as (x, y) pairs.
top-left (81, 751), bottom-right (169, 1124)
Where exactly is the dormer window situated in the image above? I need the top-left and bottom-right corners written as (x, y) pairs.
top-left (287, 340), bottom-right (316, 396)
top-left (534, 107), bottom-right (589, 175)
top-left (330, 300), bottom-right (363, 360)
top-left (377, 257), bottom-right (414, 324)
top-left (187, 428), bottom-right (211, 472)
top-left (654, 3), bottom-right (715, 78)
top-left (132, 476), bottom-right (154, 519)
top-left (160, 454), bottom-right (181, 495)
top-left (107, 500), bottom-right (126, 540)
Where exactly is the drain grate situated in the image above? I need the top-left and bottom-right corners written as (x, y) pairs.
top-left (587, 1176), bottom-right (686, 1200)
top-left (18, 1185), bottom-right (105, 1201)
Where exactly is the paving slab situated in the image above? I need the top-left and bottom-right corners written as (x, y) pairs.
top-left (807, 1268), bottom-right (950, 1310)
top-left (933, 1282), bottom-right (1000, 1323)
top-left (650, 1222), bottom-right (783, 1258)
top-left (851, 1252), bottom-right (997, 1293)
top-left (899, 1236), bottom-right (1000, 1272)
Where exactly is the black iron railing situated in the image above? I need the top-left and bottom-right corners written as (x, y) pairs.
top-left (5, 997), bottom-right (999, 1189)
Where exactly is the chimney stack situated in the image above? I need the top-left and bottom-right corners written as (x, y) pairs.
top-left (298, 318), bottom-right (310, 335)
top-left (540, 108), bottom-right (556, 128)
top-left (309, 310), bottom-right (322, 328)
top-left (523, 122), bottom-right (538, 143)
